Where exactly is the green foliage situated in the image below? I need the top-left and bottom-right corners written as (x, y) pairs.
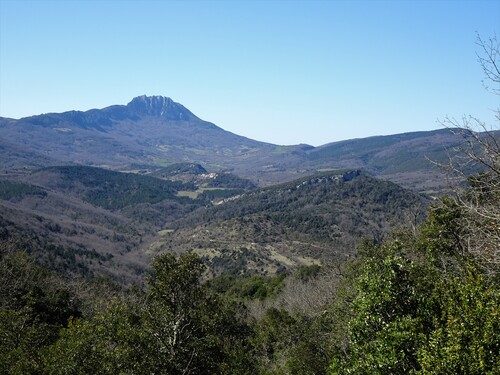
top-left (142, 253), bottom-right (212, 373)
top-left (0, 250), bottom-right (81, 326)
top-left (38, 243), bottom-right (113, 278)
top-left (418, 197), bottom-right (467, 259)
top-left (43, 300), bottom-right (145, 374)
top-left (329, 191), bottom-right (500, 374)
top-left (0, 307), bottom-right (53, 374)
top-left (329, 242), bottom-right (434, 374)
top-left (0, 180), bottom-right (47, 201)
top-left (43, 165), bottom-right (196, 209)
top-left (209, 273), bottom-right (287, 301)
top-left (0, 250), bottom-right (82, 374)
top-left (417, 269), bottom-right (500, 374)
top-left (252, 308), bottom-right (301, 373)
top-left (295, 264), bottom-right (321, 281)
top-left (143, 253), bottom-right (254, 374)
top-left (252, 307), bottom-right (337, 374)
top-left (40, 253), bottom-right (255, 374)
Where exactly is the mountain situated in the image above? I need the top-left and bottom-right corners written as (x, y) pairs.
top-left (0, 95), bottom-right (303, 177)
top-left (301, 129), bottom-right (477, 192)
top-left (0, 95), bottom-right (478, 190)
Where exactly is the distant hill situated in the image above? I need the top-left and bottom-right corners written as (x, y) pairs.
top-left (0, 95), bottom-right (485, 191)
top-left (306, 130), bottom-right (454, 172)
top-left (150, 162), bottom-right (257, 190)
top-left (28, 165), bottom-right (198, 210)
top-left (301, 129), bottom-right (481, 192)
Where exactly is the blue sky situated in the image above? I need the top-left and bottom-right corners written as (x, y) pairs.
top-left (0, 0), bottom-right (498, 146)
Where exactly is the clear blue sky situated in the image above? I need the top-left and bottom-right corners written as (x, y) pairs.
top-left (0, 0), bottom-right (498, 146)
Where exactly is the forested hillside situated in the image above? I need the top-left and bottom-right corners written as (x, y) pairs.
top-left (152, 170), bottom-right (426, 276)
top-left (1, 126), bottom-right (498, 373)
top-left (0, 165), bottom-right (254, 283)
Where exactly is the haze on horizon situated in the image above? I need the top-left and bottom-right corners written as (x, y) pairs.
top-left (0, 0), bottom-right (499, 146)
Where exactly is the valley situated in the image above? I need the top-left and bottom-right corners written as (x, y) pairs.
top-left (0, 95), bottom-right (498, 374)
top-left (2, 0), bottom-right (499, 371)
top-left (0, 164), bottom-right (426, 282)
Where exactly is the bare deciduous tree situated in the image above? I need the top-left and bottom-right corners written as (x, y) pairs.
top-left (438, 34), bottom-right (499, 273)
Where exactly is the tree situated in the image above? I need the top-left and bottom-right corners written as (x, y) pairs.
top-left (437, 34), bottom-right (499, 273)
top-left (417, 269), bottom-right (500, 374)
top-left (0, 250), bottom-right (81, 374)
top-left (44, 253), bottom-right (255, 374)
top-left (329, 208), bottom-right (500, 374)
top-left (43, 300), bottom-right (145, 374)
top-left (328, 239), bottom-right (439, 374)
top-left (142, 252), bottom-right (254, 374)
top-left (327, 47), bottom-right (500, 368)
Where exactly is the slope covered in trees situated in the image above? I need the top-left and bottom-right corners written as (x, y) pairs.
top-left (151, 170), bottom-right (427, 276)
top-left (0, 165), bottom-right (257, 283)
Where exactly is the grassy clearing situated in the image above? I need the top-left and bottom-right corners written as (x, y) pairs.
top-left (295, 256), bottom-right (321, 266)
top-left (153, 159), bottom-right (169, 166)
top-left (177, 190), bottom-right (200, 199)
top-left (267, 247), bottom-right (296, 267)
top-left (176, 187), bottom-right (229, 199)
top-left (157, 229), bottom-right (175, 236)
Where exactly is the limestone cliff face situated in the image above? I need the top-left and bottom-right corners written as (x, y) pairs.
top-left (126, 95), bottom-right (197, 121)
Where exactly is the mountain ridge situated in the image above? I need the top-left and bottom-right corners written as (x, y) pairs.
top-left (10, 95), bottom-right (202, 129)
top-left (0, 95), bottom-right (476, 191)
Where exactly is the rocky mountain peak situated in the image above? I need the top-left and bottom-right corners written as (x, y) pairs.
top-left (126, 95), bottom-right (195, 120)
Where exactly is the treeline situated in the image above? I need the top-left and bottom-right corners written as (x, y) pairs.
top-left (174, 173), bottom-right (424, 232)
top-left (0, 180), bottom-right (47, 201)
top-left (168, 173), bottom-right (426, 264)
top-left (204, 172), bottom-right (257, 189)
